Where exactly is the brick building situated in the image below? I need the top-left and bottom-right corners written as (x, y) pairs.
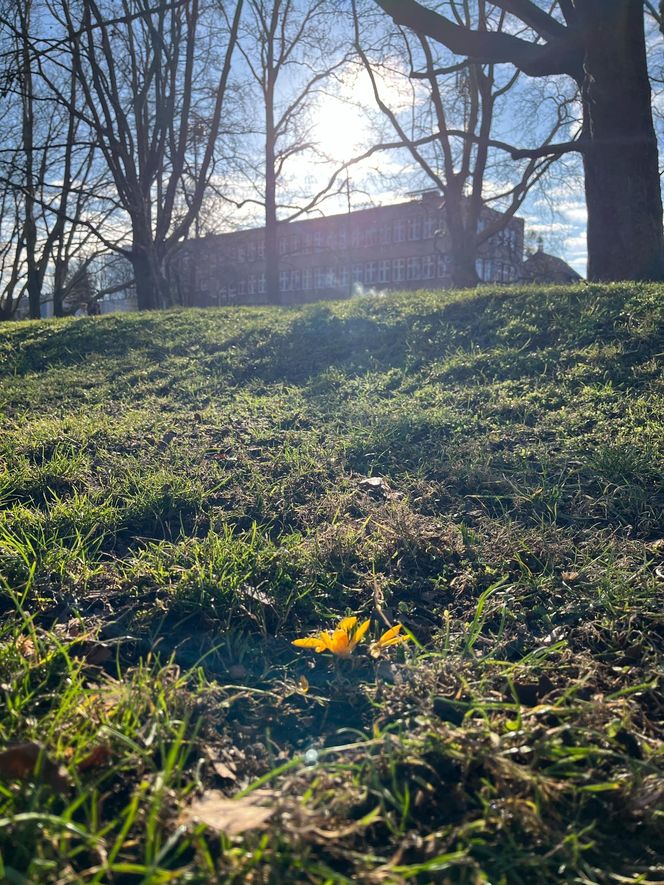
top-left (173, 192), bottom-right (524, 306)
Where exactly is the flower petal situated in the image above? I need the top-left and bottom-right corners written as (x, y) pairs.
top-left (330, 629), bottom-right (353, 655)
top-left (377, 624), bottom-right (403, 646)
top-left (351, 618), bottom-right (371, 646)
top-left (337, 616), bottom-right (358, 634)
top-left (317, 631), bottom-right (335, 651)
top-left (292, 637), bottom-right (324, 649)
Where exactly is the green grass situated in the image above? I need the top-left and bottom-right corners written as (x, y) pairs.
top-left (0, 283), bottom-right (662, 882)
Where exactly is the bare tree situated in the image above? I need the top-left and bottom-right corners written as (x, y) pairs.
top-left (0, 0), bottom-right (110, 319)
top-left (46, 0), bottom-right (244, 311)
top-left (372, 0), bottom-right (664, 282)
top-left (353, 0), bottom-right (571, 287)
top-left (225, 0), bottom-right (355, 304)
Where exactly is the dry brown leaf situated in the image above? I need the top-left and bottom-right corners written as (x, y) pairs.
top-left (182, 790), bottom-right (274, 835)
top-left (298, 675), bottom-right (310, 694)
top-left (211, 760), bottom-right (237, 782)
top-left (0, 743), bottom-right (71, 792)
top-left (78, 745), bottom-right (113, 772)
top-left (16, 635), bottom-right (37, 659)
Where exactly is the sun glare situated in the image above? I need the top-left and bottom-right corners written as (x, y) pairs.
top-left (314, 96), bottom-right (368, 162)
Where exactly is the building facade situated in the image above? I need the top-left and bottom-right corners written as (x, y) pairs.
top-left (175, 193), bottom-right (524, 306)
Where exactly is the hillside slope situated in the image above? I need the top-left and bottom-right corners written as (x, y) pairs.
top-left (0, 284), bottom-right (662, 882)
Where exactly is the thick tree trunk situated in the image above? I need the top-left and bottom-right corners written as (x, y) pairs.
top-left (446, 187), bottom-right (480, 288)
top-left (131, 247), bottom-right (159, 311)
top-left (449, 246), bottom-right (480, 288)
top-left (52, 258), bottom-right (67, 318)
top-left (26, 267), bottom-right (41, 319)
top-left (580, 0), bottom-right (664, 281)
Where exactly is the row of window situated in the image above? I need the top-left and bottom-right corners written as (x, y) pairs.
top-left (476, 258), bottom-right (518, 283)
top-left (202, 255), bottom-right (518, 297)
top-left (203, 219), bottom-right (521, 266)
top-left (210, 216), bottom-right (455, 263)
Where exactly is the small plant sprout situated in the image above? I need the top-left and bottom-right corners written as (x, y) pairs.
top-left (369, 623), bottom-right (410, 658)
top-left (292, 616), bottom-right (370, 657)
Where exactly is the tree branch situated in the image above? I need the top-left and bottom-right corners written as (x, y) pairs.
top-left (372, 0), bottom-right (582, 79)
top-left (489, 0), bottom-right (567, 41)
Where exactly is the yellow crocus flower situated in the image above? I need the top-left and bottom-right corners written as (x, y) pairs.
top-left (369, 623), bottom-right (409, 658)
top-left (292, 616), bottom-right (370, 658)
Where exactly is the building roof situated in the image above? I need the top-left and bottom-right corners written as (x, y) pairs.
top-left (521, 247), bottom-right (583, 283)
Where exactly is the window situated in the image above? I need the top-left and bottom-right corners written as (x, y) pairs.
top-left (302, 232), bottom-right (312, 253)
top-left (407, 257), bottom-right (421, 280)
top-left (291, 269), bottom-right (301, 291)
top-left (476, 258), bottom-right (493, 281)
top-left (302, 268), bottom-right (312, 291)
top-left (228, 282), bottom-right (237, 299)
top-left (438, 255), bottom-right (450, 278)
top-left (279, 238), bottom-right (288, 255)
top-left (314, 267), bottom-right (325, 289)
top-left (238, 279), bottom-right (246, 296)
top-left (338, 265), bottom-right (350, 287)
top-left (393, 219), bottom-right (406, 242)
top-left (279, 270), bottom-right (291, 292)
top-left (392, 258), bottom-right (406, 282)
top-left (237, 244), bottom-right (245, 261)
top-left (248, 276), bottom-right (256, 296)
top-left (423, 255), bottom-right (436, 280)
top-left (313, 230), bottom-right (323, 250)
top-left (246, 242), bottom-right (256, 261)
top-left (378, 260), bottom-right (391, 284)
top-left (365, 262), bottom-right (378, 284)
top-left (365, 227), bottom-right (378, 246)
top-left (352, 263), bottom-right (364, 283)
top-left (379, 224), bottom-right (391, 244)
top-left (423, 216), bottom-right (437, 239)
top-left (258, 273), bottom-right (266, 294)
top-left (337, 228), bottom-right (347, 249)
top-left (257, 240), bottom-right (265, 258)
top-left (407, 217), bottom-right (422, 241)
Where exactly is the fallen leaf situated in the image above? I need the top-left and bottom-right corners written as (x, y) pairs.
top-left (16, 635), bottom-right (37, 659)
top-left (298, 675), bottom-right (310, 694)
top-left (0, 743), bottom-right (70, 792)
top-left (181, 790), bottom-right (274, 835)
top-left (211, 760), bottom-right (237, 782)
top-left (78, 745), bottom-right (113, 772)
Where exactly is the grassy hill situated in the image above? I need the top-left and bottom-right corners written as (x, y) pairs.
top-left (0, 284), bottom-right (662, 882)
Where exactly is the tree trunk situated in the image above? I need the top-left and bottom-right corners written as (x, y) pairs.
top-left (580, 0), bottom-right (664, 281)
top-left (264, 73), bottom-right (281, 305)
top-left (131, 247), bottom-right (159, 311)
top-left (52, 258), bottom-right (67, 318)
top-left (26, 266), bottom-right (41, 319)
top-left (446, 185), bottom-right (480, 288)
